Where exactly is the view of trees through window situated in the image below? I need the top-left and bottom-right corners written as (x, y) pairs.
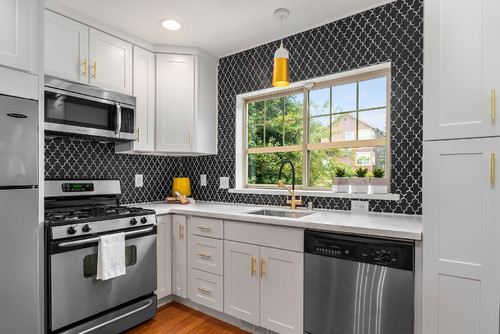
top-left (246, 70), bottom-right (389, 188)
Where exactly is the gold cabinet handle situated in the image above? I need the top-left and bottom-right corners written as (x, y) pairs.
top-left (92, 61), bottom-right (97, 79)
top-left (197, 253), bottom-right (212, 258)
top-left (197, 287), bottom-right (212, 294)
top-left (136, 128), bottom-right (140, 142)
top-left (251, 257), bottom-right (256, 276)
top-left (189, 131), bottom-right (191, 145)
top-left (492, 89), bottom-right (496, 120)
top-left (83, 59), bottom-right (87, 77)
top-left (197, 226), bottom-right (211, 230)
top-left (491, 153), bottom-right (495, 184)
top-left (260, 258), bottom-right (265, 278)
top-left (179, 224), bottom-right (183, 240)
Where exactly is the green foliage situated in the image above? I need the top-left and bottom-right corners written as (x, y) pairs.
top-left (334, 167), bottom-right (347, 177)
top-left (372, 168), bottom-right (385, 178)
top-left (354, 167), bottom-right (369, 178)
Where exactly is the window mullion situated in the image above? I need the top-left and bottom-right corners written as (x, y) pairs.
top-left (303, 88), bottom-right (308, 188)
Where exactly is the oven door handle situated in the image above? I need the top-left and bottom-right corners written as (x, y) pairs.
top-left (78, 298), bottom-right (154, 334)
top-left (58, 227), bottom-right (154, 248)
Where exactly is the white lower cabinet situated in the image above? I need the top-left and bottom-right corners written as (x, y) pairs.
top-left (224, 222), bottom-right (304, 334)
top-left (171, 215), bottom-right (188, 298)
top-left (423, 138), bottom-right (500, 334)
top-left (156, 215), bottom-right (171, 299)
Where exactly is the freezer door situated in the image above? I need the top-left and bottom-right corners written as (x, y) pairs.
top-left (0, 189), bottom-right (39, 334)
top-left (0, 95), bottom-right (38, 186)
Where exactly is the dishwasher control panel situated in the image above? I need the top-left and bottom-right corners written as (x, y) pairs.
top-left (304, 230), bottom-right (414, 271)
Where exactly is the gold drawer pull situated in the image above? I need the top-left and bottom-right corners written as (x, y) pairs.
top-left (92, 61), bottom-right (97, 79)
top-left (83, 59), bottom-right (87, 77)
top-left (136, 128), bottom-right (140, 142)
top-left (179, 224), bottom-right (183, 240)
top-left (251, 257), bottom-right (256, 276)
top-left (260, 258), bottom-right (265, 278)
top-left (491, 153), bottom-right (495, 184)
top-left (197, 226), bottom-right (211, 230)
top-left (197, 287), bottom-right (212, 294)
top-left (492, 89), bottom-right (496, 120)
top-left (197, 253), bottom-right (212, 258)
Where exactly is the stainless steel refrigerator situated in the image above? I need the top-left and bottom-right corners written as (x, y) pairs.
top-left (0, 94), bottom-right (40, 333)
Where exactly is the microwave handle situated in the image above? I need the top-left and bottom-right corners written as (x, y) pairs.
top-left (58, 226), bottom-right (154, 248)
top-left (115, 103), bottom-right (122, 135)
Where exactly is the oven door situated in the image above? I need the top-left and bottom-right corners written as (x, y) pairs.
top-left (48, 226), bottom-right (157, 332)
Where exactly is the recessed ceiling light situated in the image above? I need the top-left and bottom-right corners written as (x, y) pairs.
top-left (160, 19), bottom-right (182, 31)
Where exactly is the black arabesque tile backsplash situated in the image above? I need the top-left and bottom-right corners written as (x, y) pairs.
top-left (45, 0), bottom-right (423, 214)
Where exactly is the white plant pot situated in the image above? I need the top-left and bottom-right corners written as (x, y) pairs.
top-left (350, 178), bottom-right (369, 193)
top-left (370, 178), bottom-right (388, 194)
top-left (332, 177), bottom-right (350, 193)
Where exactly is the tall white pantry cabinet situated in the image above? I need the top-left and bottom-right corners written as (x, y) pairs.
top-left (422, 1), bottom-right (500, 333)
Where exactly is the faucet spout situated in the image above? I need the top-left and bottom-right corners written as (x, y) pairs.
top-left (277, 160), bottom-right (302, 210)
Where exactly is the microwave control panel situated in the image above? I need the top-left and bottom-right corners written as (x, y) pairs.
top-left (120, 107), bottom-right (135, 134)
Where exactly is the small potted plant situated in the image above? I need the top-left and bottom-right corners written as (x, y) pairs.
top-left (332, 167), bottom-right (350, 193)
top-left (370, 168), bottom-right (388, 194)
top-left (351, 167), bottom-right (369, 193)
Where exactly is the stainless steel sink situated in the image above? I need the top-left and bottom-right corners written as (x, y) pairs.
top-left (246, 209), bottom-right (313, 219)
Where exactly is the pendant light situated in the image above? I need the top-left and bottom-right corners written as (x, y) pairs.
top-left (272, 8), bottom-right (290, 87)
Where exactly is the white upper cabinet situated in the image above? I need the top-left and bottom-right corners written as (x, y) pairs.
top-left (156, 53), bottom-right (217, 155)
top-left (44, 11), bottom-right (133, 94)
top-left (0, 0), bottom-right (36, 73)
top-left (156, 54), bottom-right (195, 152)
top-left (424, 0), bottom-right (500, 140)
top-left (45, 10), bottom-right (88, 83)
top-left (89, 29), bottom-right (132, 94)
top-left (116, 46), bottom-right (155, 153)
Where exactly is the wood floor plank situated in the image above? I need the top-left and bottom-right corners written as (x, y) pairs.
top-left (125, 302), bottom-right (249, 334)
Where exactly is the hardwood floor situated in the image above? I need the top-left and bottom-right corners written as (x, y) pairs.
top-left (126, 302), bottom-right (250, 334)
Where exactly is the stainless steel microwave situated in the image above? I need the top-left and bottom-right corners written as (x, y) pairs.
top-left (44, 76), bottom-right (136, 142)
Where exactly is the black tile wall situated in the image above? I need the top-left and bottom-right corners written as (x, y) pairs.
top-left (44, 0), bottom-right (423, 214)
top-left (182, 0), bottom-right (423, 215)
top-left (44, 138), bottom-right (184, 204)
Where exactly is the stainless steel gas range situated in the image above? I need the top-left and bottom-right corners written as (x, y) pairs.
top-left (45, 179), bottom-right (157, 334)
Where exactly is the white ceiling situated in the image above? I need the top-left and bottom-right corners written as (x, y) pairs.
top-left (50, 0), bottom-right (395, 58)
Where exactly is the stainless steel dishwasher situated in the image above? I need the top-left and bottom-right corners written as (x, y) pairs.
top-left (304, 230), bottom-right (414, 334)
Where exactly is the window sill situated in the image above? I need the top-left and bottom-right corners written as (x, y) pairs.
top-left (228, 188), bottom-right (400, 201)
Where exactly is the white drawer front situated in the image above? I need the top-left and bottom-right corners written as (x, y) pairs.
top-left (190, 235), bottom-right (224, 276)
top-left (189, 268), bottom-right (223, 312)
top-left (188, 216), bottom-right (224, 239)
top-left (225, 220), bottom-right (304, 252)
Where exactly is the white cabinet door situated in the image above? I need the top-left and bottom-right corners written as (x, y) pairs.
top-left (44, 11), bottom-right (88, 83)
top-left (424, 0), bottom-right (500, 140)
top-left (422, 138), bottom-right (499, 334)
top-left (260, 247), bottom-right (303, 334)
top-left (156, 215), bottom-right (171, 299)
top-left (0, 0), bottom-right (35, 72)
top-left (171, 215), bottom-right (187, 298)
top-left (156, 54), bottom-right (195, 152)
top-left (89, 29), bottom-right (132, 94)
top-left (224, 241), bottom-right (260, 325)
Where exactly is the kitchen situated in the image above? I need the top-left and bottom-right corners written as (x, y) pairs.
top-left (0, 0), bottom-right (495, 333)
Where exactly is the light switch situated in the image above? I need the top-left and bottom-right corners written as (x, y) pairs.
top-left (200, 174), bottom-right (207, 187)
top-left (219, 177), bottom-right (229, 189)
top-left (351, 200), bottom-right (369, 212)
top-left (135, 174), bottom-right (144, 188)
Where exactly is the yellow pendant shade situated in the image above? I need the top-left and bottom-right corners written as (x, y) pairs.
top-left (172, 178), bottom-right (191, 197)
top-left (272, 57), bottom-right (290, 87)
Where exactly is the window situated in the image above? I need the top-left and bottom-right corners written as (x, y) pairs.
top-left (245, 68), bottom-right (390, 189)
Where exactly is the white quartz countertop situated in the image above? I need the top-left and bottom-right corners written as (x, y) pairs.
top-left (134, 202), bottom-right (422, 241)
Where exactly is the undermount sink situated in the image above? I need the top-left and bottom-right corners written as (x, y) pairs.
top-left (246, 209), bottom-right (313, 219)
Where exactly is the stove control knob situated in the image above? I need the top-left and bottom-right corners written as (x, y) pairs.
top-left (130, 218), bottom-right (138, 226)
top-left (82, 224), bottom-right (92, 233)
top-left (380, 253), bottom-right (392, 263)
top-left (140, 217), bottom-right (148, 224)
top-left (67, 226), bottom-right (77, 235)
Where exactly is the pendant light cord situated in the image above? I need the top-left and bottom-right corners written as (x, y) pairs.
top-left (280, 16), bottom-right (283, 46)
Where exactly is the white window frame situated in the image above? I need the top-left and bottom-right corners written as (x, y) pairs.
top-left (233, 63), bottom-right (395, 197)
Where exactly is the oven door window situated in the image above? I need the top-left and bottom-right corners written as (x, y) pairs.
top-left (83, 245), bottom-right (137, 278)
top-left (45, 91), bottom-right (117, 131)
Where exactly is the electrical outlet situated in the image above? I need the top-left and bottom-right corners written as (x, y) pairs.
top-left (200, 174), bottom-right (207, 187)
top-left (351, 200), bottom-right (369, 212)
top-left (135, 174), bottom-right (144, 188)
top-left (219, 177), bottom-right (230, 189)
